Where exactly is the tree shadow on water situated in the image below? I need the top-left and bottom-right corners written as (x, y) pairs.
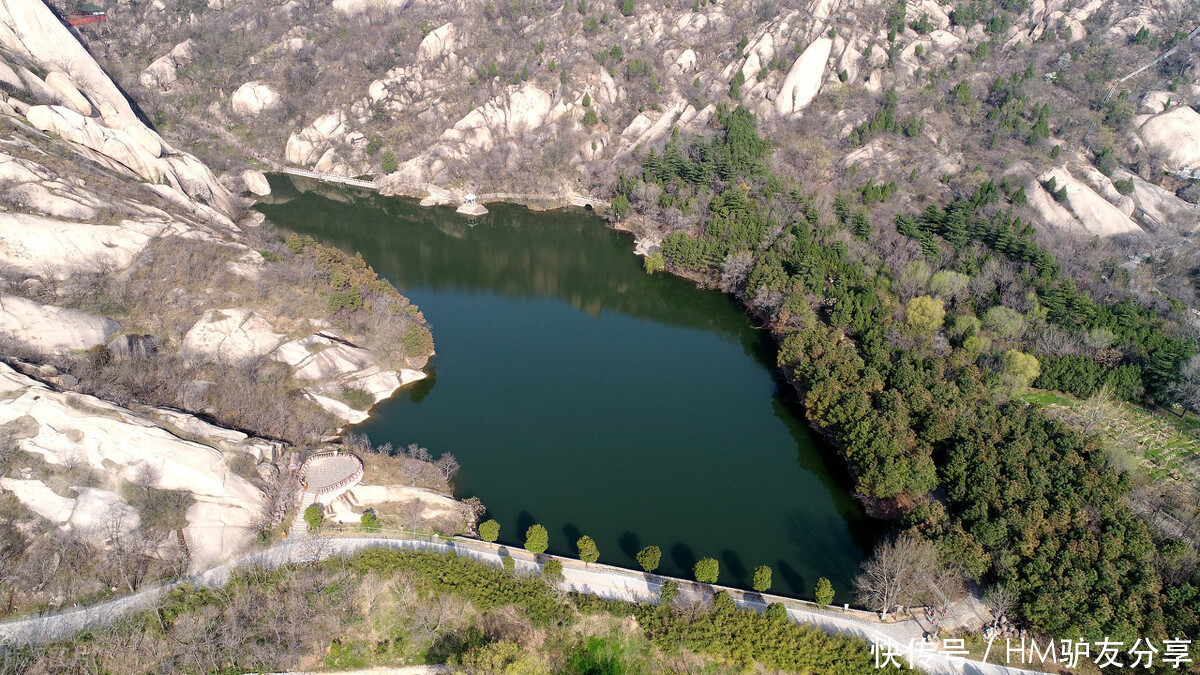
top-left (618, 531), bottom-right (641, 560)
top-left (720, 549), bottom-right (749, 587)
top-left (516, 511), bottom-right (536, 540)
top-left (562, 522), bottom-right (582, 548)
top-left (776, 560), bottom-right (806, 598)
top-left (670, 543), bottom-right (697, 577)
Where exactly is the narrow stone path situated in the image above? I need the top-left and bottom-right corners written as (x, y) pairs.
top-left (288, 489), bottom-right (316, 540)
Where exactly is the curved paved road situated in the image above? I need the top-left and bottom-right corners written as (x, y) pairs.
top-left (0, 535), bottom-right (1039, 674)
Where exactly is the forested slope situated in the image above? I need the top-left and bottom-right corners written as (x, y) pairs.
top-left (627, 103), bottom-right (1199, 649)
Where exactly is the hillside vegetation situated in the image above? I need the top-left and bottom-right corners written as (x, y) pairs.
top-left (42, 0), bottom-right (1200, 663)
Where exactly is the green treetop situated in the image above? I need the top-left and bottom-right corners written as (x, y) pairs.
top-left (577, 535), bottom-right (599, 564)
top-left (636, 545), bottom-right (661, 573)
top-left (524, 524), bottom-right (549, 554)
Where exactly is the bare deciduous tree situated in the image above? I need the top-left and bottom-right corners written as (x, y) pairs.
top-left (854, 533), bottom-right (945, 619)
top-left (984, 584), bottom-right (1016, 622)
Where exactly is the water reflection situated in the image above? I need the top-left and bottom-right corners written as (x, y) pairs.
top-left (258, 174), bottom-right (877, 595)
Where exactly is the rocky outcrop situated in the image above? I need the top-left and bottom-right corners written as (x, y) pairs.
top-left (0, 362), bottom-right (269, 570)
top-left (0, 1), bottom-right (233, 217)
top-left (138, 39), bottom-right (195, 91)
top-left (241, 169), bottom-right (271, 196)
top-left (180, 308), bottom-right (285, 364)
top-left (1138, 106), bottom-right (1200, 172)
top-left (385, 83), bottom-right (556, 184)
top-left (272, 331), bottom-right (426, 423)
top-left (0, 0), bottom-right (136, 119)
top-left (231, 80), bottom-right (281, 117)
top-left (43, 71), bottom-right (91, 116)
top-left (417, 23), bottom-right (457, 64)
top-left (0, 212), bottom-right (168, 279)
top-left (0, 295), bottom-right (120, 354)
top-left (0, 478), bottom-right (141, 536)
top-left (775, 37), bottom-right (831, 117)
top-left (1037, 167), bottom-right (1143, 236)
top-left (285, 111), bottom-right (347, 167)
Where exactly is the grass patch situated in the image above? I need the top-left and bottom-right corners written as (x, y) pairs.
top-left (338, 386), bottom-right (375, 411)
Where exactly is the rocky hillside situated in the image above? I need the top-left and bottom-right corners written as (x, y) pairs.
top-left (57, 0), bottom-right (1200, 305)
top-left (0, 0), bottom-right (459, 615)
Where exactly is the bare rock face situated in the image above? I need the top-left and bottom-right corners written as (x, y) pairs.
top-left (0, 363), bottom-right (269, 571)
top-left (241, 169), bottom-right (271, 196)
top-left (285, 111), bottom-right (347, 166)
top-left (0, 0), bottom-right (135, 118)
top-left (231, 80), bottom-right (281, 117)
top-left (1037, 167), bottom-right (1143, 236)
top-left (1139, 91), bottom-right (1175, 115)
top-left (775, 37), bottom-right (832, 117)
top-left (0, 295), bottom-right (120, 354)
top-left (417, 23), bottom-right (457, 64)
top-left (180, 308), bottom-right (286, 364)
top-left (0, 1), bottom-right (231, 217)
top-left (43, 71), bottom-right (91, 116)
top-left (1024, 176), bottom-right (1084, 231)
top-left (138, 39), bottom-right (195, 91)
top-left (1138, 106), bottom-right (1200, 171)
top-left (272, 331), bottom-right (426, 423)
top-left (0, 212), bottom-right (168, 279)
top-left (27, 105), bottom-right (163, 176)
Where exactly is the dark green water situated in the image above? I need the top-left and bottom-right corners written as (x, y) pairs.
top-left (259, 176), bottom-right (876, 595)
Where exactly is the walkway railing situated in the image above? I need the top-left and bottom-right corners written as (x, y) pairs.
top-left (280, 168), bottom-right (379, 191)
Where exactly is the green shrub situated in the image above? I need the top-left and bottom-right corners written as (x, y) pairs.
top-left (380, 150), bottom-right (398, 173)
top-left (693, 557), bottom-right (719, 584)
top-left (365, 136), bottom-right (382, 155)
top-left (814, 578), bottom-right (835, 606)
top-left (349, 548), bottom-right (569, 624)
top-left (304, 504), bottom-right (323, 530)
top-left (339, 387), bottom-right (374, 411)
top-left (360, 511), bottom-right (381, 532)
top-left (402, 325), bottom-right (434, 355)
top-left (751, 565), bottom-right (772, 592)
top-left (611, 194), bottom-right (630, 219)
top-left (621, 0), bottom-right (634, 16)
top-left (905, 296), bottom-right (945, 333)
top-left (285, 232), bottom-right (304, 254)
top-left (764, 602), bottom-right (788, 623)
top-left (542, 558), bottom-right (564, 581)
top-left (479, 519), bottom-right (500, 542)
top-left (524, 524), bottom-right (549, 554)
top-left (636, 545), bottom-right (661, 572)
top-left (642, 252), bottom-right (664, 275)
top-left (328, 288), bottom-right (363, 313)
top-left (577, 535), bottom-right (599, 564)
top-left (583, 108), bottom-right (599, 126)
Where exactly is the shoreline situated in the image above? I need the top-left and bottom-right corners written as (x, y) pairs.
top-left (273, 168), bottom-right (609, 214)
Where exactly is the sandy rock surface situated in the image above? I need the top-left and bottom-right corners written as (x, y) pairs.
top-left (1037, 167), bottom-right (1143, 236)
top-left (776, 37), bottom-right (832, 117)
top-left (231, 80), bottom-right (281, 117)
top-left (0, 295), bottom-right (120, 354)
top-left (1138, 106), bottom-right (1200, 171)
top-left (0, 212), bottom-right (168, 279)
top-left (0, 363), bottom-right (268, 570)
top-left (181, 308), bottom-right (286, 364)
